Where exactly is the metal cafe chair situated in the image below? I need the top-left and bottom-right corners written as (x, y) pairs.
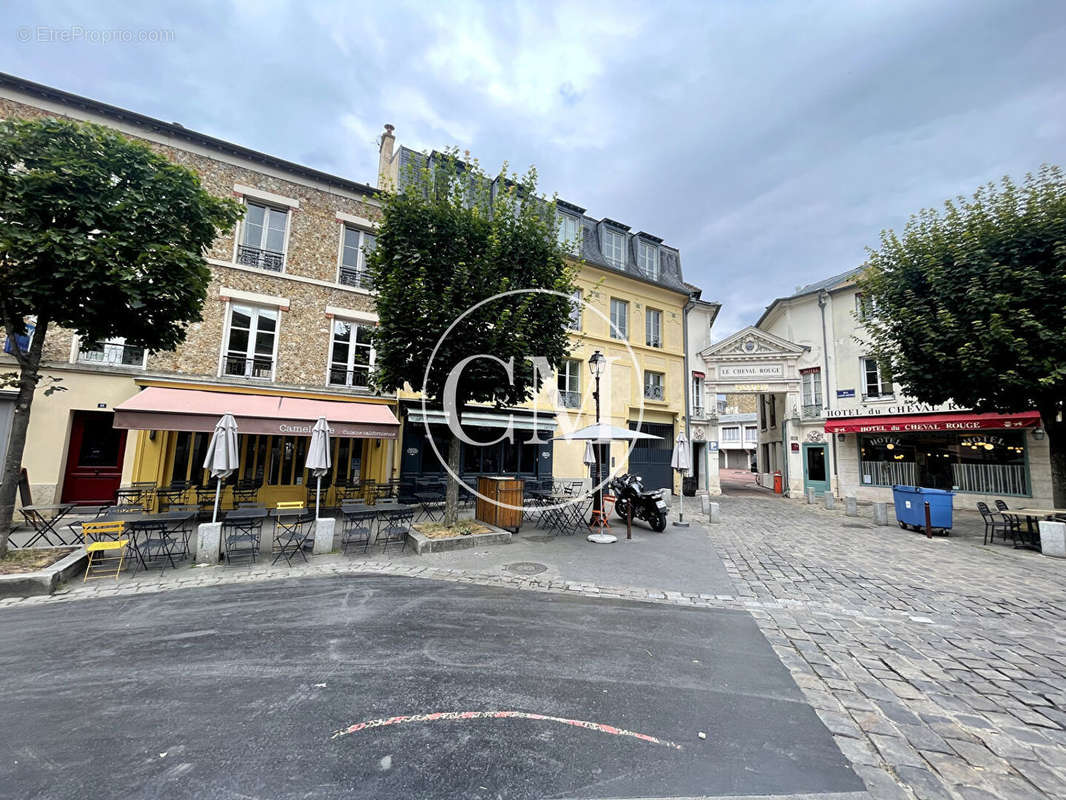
top-left (128, 519), bottom-right (180, 573)
top-left (977, 502), bottom-right (1011, 545)
top-left (222, 508), bottom-right (266, 565)
top-left (81, 521), bottom-right (129, 582)
top-left (340, 509), bottom-right (377, 555)
top-left (415, 492), bottom-right (446, 523)
top-left (271, 502), bottom-right (312, 566)
top-left (378, 509), bottom-right (414, 554)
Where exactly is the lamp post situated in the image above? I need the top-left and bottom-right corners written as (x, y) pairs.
top-left (588, 350), bottom-right (606, 516)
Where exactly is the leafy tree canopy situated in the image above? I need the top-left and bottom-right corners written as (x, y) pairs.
top-left (858, 164), bottom-right (1066, 503)
top-left (0, 116), bottom-right (243, 350)
top-left (368, 150), bottom-right (577, 411)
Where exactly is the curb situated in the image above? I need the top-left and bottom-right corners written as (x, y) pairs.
top-left (0, 548), bottom-right (88, 598)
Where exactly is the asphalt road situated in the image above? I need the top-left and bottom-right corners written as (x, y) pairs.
top-left (0, 576), bottom-right (863, 800)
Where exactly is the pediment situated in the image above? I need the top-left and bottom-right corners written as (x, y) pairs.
top-left (700, 326), bottom-right (805, 361)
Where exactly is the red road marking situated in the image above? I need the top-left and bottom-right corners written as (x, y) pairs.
top-left (331, 710), bottom-right (684, 750)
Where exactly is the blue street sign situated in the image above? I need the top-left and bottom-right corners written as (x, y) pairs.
top-left (836, 389), bottom-right (855, 398)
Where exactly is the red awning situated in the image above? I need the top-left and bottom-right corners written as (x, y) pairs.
top-left (114, 387), bottom-right (400, 439)
top-left (824, 410), bottom-right (1040, 434)
top-left (691, 371), bottom-right (705, 379)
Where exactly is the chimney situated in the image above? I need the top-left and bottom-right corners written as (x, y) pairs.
top-left (377, 124), bottom-right (396, 189)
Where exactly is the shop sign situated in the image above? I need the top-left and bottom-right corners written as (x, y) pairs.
top-left (733, 384), bottom-right (770, 392)
top-left (827, 401), bottom-right (964, 418)
top-left (791, 442), bottom-right (800, 452)
top-left (719, 364), bottom-right (783, 380)
top-left (836, 389), bottom-right (855, 399)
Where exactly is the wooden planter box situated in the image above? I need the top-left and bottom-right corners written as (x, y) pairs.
top-left (476, 476), bottom-right (524, 532)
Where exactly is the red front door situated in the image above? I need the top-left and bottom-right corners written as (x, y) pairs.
top-left (61, 411), bottom-right (127, 505)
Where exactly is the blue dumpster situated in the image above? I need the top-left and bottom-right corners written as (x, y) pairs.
top-left (891, 485), bottom-right (954, 533)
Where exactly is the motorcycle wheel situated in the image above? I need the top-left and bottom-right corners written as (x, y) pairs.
top-left (651, 511), bottom-right (668, 532)
top-left (615, 499), bottom-right (630, 520)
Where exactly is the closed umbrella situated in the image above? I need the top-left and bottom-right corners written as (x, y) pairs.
top-left (670, 431), bottom-right (691, 528)
top-left (202, 413), bottom-right (239, 523)
top-left (583, 440), bottom-right (597, 498)
top-left (305, 417), bottom-right (332, 520)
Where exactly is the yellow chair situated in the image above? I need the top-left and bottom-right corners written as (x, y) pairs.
top-left (275, 501), bottom-right (305, 511)
top-left (81, 521), bottom-right (129, 583)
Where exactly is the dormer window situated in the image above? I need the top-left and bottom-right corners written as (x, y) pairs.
top-left (602, 228), bottom-right (625, 268)
top-left (557, 213), bottom-right (582, 255)
top-left (638, 240), bottom-right (659, 280)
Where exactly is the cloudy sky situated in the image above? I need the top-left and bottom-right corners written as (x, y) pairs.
top-left (3, 0), bottom-right (1065, 334)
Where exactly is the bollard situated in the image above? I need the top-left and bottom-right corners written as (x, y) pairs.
top-left (709, 502), bottom-right (721, 524)
top-left (806, 487), bottom-right (816, 504)
top-left (845, 496), bottom-right (858, 516)
top-left (873, 502), bottom-right (889, 526)
top-left (312, 517), bottom-right (336, 555)
top-left (1039, 521), bottom-right (1066, 558)
top-left (700, 494), bottom-right (710, 516)
top-left (195, 522), bottom-right (222, 565)
top-left (824, 494), bottom-right (836, 510)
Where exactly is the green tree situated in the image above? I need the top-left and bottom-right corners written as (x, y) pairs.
top-left (0, 117), bottom-right (242, 553)
top-left (369, 151), bottom-right (576, 525)
top-left (858, 165), bottom-right (1066, 505)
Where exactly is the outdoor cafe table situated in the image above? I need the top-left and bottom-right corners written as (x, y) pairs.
top-left (19, 504), bottom-right (76, 547)
top-left (222, 507), bottom-right (268, 563)
top-left (1017, 508), bottom-right (1066, 547)
top-left (100, 510), bottom-right (197, 568)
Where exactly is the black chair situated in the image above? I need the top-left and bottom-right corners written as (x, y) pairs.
top-left (306, 481), bottom-right (331, 511)
top-left (994, 500), bottom-right (1025, 545)
top-left (271, 512), bottom-right (313, 566)
top-left (232, 481), bottom-right (260, 506)
top-left (155, 484), bottom-right (189, 512)
top-left (378, 510), bottom-right (413, 554)
top-left (129, 520), bottom-right (180, 573)
top-left (340, 509), bottom-right (376, 554)
top-left (415, 492), bottom-right (445, 522)
top-left (977, 502), bottom-right (1010, 545)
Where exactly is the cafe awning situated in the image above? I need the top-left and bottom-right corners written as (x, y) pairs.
top-left (824, 410), bottom-right (1040, 435)
top-left (113, 387), bottom-right (399, 439)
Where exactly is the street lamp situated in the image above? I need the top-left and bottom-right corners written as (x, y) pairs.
top-left (588, 350), bottom-right (606, 517)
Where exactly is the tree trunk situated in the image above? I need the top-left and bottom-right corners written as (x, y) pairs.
top-left (444, 433), bottom-right (461, 527)
top-left (1043, 409), bottom-right (1066, 509)
top-left (0, 317), bottom-right (49, 556)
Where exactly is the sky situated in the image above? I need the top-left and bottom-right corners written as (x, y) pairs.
top-left (3, 0), bottom-right (1065, 336)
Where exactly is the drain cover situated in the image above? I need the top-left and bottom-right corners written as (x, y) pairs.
top-left (505, 562), bottom-right (548, 576)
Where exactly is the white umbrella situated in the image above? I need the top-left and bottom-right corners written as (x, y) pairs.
top-left (670, 430), bottom-right (691, 528)
top-left (551, 422), bottom-right (661, 443)
top-left (202, 413), bottom-right (239, 524)
top-left (583, 440), bottom-right (597, 498)
top-left (305, 417), bottom-right (332, 520)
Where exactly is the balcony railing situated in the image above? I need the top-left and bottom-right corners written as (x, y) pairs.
top-left (559, 390), bottom-right (581, 409)
top-left (644, 384), bottom-right (664, 401)
top-left (223, 354), bottom-right (274, 379)
top-left (802, 404), bottom-right (823, 418)
top-left (692, 404), bottom-right (706, 418)
top-left (236, 245), bottom-right (285, 272)
top-left (328, 365), bottom-right (372, 389)
top-left (78, 341), bottom-right (145, 367)
top-left (338, 267), bottom-right (373, 290)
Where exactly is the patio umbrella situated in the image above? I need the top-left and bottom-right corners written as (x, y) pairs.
top-left (670, 430), bottom-right (691, 528)
top-left (202, 413), bottom-right (239, 524)
top-left (305, 417), bottom-right (332, 520)
top-left (583, 440), bottom-right (597, 496)
top-left (550, 422), bottom-right (661, 443)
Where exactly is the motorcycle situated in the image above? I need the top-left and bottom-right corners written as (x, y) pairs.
top-left (608, 473), bottom-right (669, 532)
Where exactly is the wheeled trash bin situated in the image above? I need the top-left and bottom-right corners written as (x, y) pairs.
top-left (891, 485), bottom-right (954, 534)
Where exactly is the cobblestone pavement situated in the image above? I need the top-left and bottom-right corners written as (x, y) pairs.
top-left (4, 496), bottom-right (1066, 799)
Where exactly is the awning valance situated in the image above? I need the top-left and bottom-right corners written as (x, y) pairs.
top-left (824, 410), bottom-right (1040, 434)
top-left (114, 387), bottom-right (399, 439)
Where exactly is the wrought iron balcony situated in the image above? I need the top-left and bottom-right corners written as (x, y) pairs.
top-left (559, 390), bottom-right (581, 409)
top-left (802, 404), bottom-right (824, 419)
top-left (236, 245), bottom-right (285, 272)
top-left (328, 365), bottom-right (372, 389)
top-left (692, 404), bottom-right (706, 418)
top-left (644, 384), bottom-right (664, 401)
top-left (223, 354), bottom-right (274, 380)
top-left (338, 267), bottom-right (373, 290)
top-left (78, 341), bottom-right (146, 367)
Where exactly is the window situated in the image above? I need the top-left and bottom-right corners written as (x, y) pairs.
top-left (692, 375), bottom-right (705, 416)
top-left (78, 337), bottom-right (146, 368)
top-left (609, 298), bottom-right (628, 339)
top-left (745, 426), bottom-right (758, 443)
top-left (569, 289), bottom-right (583, 331)
top-left (800, 368), bottom-right (823, 417)
top-left (557, 213), bottom-right (581, 255)
top-left (328, 320), bottom-right (374, 388)
top-left (338, 226), bottom-right (376, 289)
top-left (862, 357), bottom-right (893, 399)
top-left (768, 395), bottom-right (776, 427)
top-left (856, 292), bottom-right (877, 321)
top-left (557, 358), bottom-right (581, 408)
top-left (222, 304), bottom-right (277, 379)
top-left (722, 426), bottom-right (740, 442)
top-left (237, 201), bottom-right (288, 271)
top-left (637, 240), bottom-right (659, 280)
top-left (644, 370), bottom-right (664, 400)
top-left (602, 228), bottom-right (625, 268)
top-left (645, 308), bottom-right (662, 348)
